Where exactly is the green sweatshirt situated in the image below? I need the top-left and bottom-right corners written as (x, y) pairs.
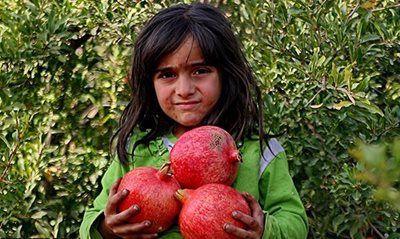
top-left (80, 131), bottom-right (308, 239)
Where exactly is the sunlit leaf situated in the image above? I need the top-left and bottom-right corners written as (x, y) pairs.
top-left (31, 211), bottom-right (47, 219)
top-left (310, 103), bottom-right (323, 109)
top-left (356, 99), bottom-right (384, 116)
top-left (332, 101), bottom-right (353, 110)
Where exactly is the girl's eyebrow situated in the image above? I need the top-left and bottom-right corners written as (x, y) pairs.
top-left (190, 61), bottom-right (208, 67)
top-left (154, 61), bottom-right (208, 73)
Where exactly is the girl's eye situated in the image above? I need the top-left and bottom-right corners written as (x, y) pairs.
top-left (193, 68), bottom-right (211, 75)
top-left (158, 71), bottom-right (176, 79)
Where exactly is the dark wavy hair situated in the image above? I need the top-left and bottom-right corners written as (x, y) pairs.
top-left (113, 3), bottom-right (267, 164)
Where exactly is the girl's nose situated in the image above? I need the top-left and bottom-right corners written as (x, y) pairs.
top-left (176, 74), bottom-right (195, 97)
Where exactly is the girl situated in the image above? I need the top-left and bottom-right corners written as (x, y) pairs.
top-left (80, 3), bottom-right (308, 239)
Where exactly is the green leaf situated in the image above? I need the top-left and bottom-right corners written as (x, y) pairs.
top-left (388, 233), bottom-right (400, 239)
top-left (35, 222), bottom-right (51, 237)
top-left (0, 135), bottom-right (11, 150)
top-left (330, 62), bottom-right (339, 86)
top-left (317, 55), bottom-right (326, 67)
top-left (344, 65), bottom-right (352, 90)
top-left (332, 214), bottom-right (346, 232)
top-left (356, 99), bottom-right (384, 116)
top-left (360, 34), bottom-right (380, 43)
top-left (393, 139), bottom-right (400, 165)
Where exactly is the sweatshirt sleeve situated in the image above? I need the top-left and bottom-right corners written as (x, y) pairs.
top-left (259, 149), bottom-right (308, 239)
top-left (79, 159), bottom-right (128, 239)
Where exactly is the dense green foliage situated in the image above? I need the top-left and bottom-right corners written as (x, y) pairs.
top-left (1, 0), bottom-right (399, 238)
top-left (351, 138), bottom-right (400, 211)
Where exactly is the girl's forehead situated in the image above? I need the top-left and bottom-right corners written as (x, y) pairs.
top-left (149, 31), bottom-right (218, 71)
top-left (157, 37), bottom-right (205, 68)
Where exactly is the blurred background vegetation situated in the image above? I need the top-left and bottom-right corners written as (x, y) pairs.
top-left (0, 0), bottom-right (399, 238)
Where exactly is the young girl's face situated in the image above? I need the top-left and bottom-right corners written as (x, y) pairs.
top-left (153, 36), bottom-right (221, 137)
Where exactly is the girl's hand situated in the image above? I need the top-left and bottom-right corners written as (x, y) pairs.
top-left (99, 179), bottom-right (158, 239)
top-left (223, 192), bottom-right (265, 239)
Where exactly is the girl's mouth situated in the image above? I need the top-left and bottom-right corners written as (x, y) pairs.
top-left (175, 101), bottom-right (200, 109)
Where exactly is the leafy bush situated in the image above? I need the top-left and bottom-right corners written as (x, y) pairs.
top-left (1, 0), bottom-right (399, 238)
top-left (351, 138), bottom-right (400, 211)
top-left (227, 1), bottom-right (400, 238)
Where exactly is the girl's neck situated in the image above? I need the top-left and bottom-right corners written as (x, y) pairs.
top-left (173, 124), bottom-right (195, 138)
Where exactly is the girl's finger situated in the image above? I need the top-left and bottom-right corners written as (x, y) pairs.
top-left (232, 210), bottom-right (260, 231)
top-left (112, 221), bottom-right (157, 238)
top-left (125, 234), bottom-right (158, 239)
top-left (105, 179), bottom-right (126, 216)
top-left (223, 222), bottom-right (251, 238)
top-left (111, 204), bottom-right (141, 225)
top-left (124, 232), bottom-right (159, 239)
top-left (109, 178), bottom-right (122, 197)
top-left (241, 192), bottom-right (265, 228)
top-left (223, 192), bottom-right (264, 238)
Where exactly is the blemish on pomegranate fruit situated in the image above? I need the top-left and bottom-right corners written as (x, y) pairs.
top-left (210, 134), bottom-right (222, 150)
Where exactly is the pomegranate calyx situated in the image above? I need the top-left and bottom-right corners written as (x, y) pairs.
top-left (175, 188), bottom-right (192, 203)
top-left (157, 163), bottom-right (173, 181)
top-left (230, 150), bottom-right (242, 163)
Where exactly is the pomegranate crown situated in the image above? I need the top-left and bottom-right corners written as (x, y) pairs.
top-left (157, 163), bottom-right (174, 181)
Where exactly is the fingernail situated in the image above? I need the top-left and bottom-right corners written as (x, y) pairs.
top-left (132, 205), bottom-right (139, 211)
top-left (223, 223), bottom-right (230, 231)
top-left (243, 192), bottom-right (250, 197)
top-left (232, 211), bottom-right (238, 217)
top-left (123, 189), bottom-right (129, 194)
top-left (144, 220), bottom-right (151, 227)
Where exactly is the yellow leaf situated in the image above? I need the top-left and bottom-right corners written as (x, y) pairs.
top-left (333, 101), bottom-right (353, 110)
top-left (344, 66), bottom-right (353, 91)
top-left (360, 0), bottom-right (377, 10)
top-left (310, 103), bottom-right (324, 109)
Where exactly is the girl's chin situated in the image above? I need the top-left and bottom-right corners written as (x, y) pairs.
top-left (176, 117), bottom-right (203, 127)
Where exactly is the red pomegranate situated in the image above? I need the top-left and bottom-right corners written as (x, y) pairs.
top-left (175, 183), bottom-right (251, 239)
top-left (117, 165), bottom-right (181, 233)
top-left (169, 125), bottom-right (241, 189)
